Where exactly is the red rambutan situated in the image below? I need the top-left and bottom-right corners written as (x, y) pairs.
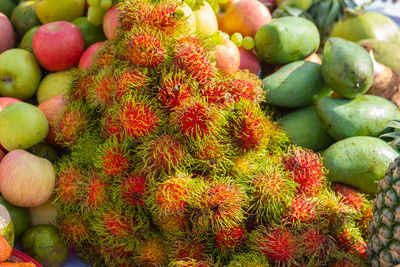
top-left (333, 183), bottom-right (365, 211)
top-left (174, 43), bottom-right (215, 85)
top-left (215, 225), bottom-right (246, 253)
top-left (172, 238), bottom-right (207, 261)
top-left (151, 174), bottom-right (193, 216)
top-left (225, 71), bottom-right (264, 104)
top-left (101, 113), bottom-right (125, 141)
top-left (136, 237), bottom-right (168, 266)
top-left (116, 69), bottom-right (150, 99)
top-left (72, 73), bottom-right (93, 101)
top-left (101, 210), bottom-right (135, 239)
top-left (95, 139), bottom-right (131, 177)
top-left (282, 146), bottom-right (326, 197)
top-left (299, 227), bottom-right (328, 258)
top-left (154, 212), bottom-right (188, 235)
top-left (118, 173), bottom-right (148, 207)
top-left (88, 74), bottom-right (118, 109)
top-left (126, 30), bottom-right (166, 67)
top-left (84, 174), bottom-right (109, 210)
top-left (335, 227), bottom-right (368, 260)
top-left (200, 81), bottom-right (230, 107)
top-left (141, 134), bottom-right (186, 172)
top-left (286, 197), bottom-right (317, 224)
top-left (58, 105), bottom-right (90, 146)
top-left (172, 100), bottom-right (217, 139)
top-left (55, 166), bottom-right (84, 206)
top-left (119, 97), bottom-right (159, 139)
top-left (57, 213), bottom-right (91, 248)
top-left (191, 135), bottom-right (224, 162)
top-left (158, 70), bottom-right (195, 111)
top-left (253, 227), bottom-right (297, 264)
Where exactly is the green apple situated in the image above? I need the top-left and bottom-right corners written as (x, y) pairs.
top-left (0, 49), bottom-right (41, 100)
top-left (193, 1), bottom-right (218, 36)
top-left (36, 70), bottom-right (73, 104)
top-left (0, 102), bottom-right (49, 151)
top-left (72, 17), bottom-right (106, 49)
top-left (19, 25), bottom-right (39, 53)
top-left (35, 0), bottom-right (85, 24)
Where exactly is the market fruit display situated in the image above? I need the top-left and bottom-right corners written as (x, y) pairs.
top-left (368, 156), bottom-right (400, 266)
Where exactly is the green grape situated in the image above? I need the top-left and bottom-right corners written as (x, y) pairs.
top-left (221, 31), bottom-right (230, 40)
top-left (218, 0), bottom-right (229, 4)
top-left (88, 0), bottom-right (100, 6)
top-left (242, 36), bottom-right (255, 50)
top-left (88, 5), bottom-right (105, 26)
top-left (212, 31), bottom-right (224, 45)
top-left (184, 0), bottom-right (197, 9)
top-left (100, 0), bottom-right (113, 10)
top-left (230, 32), bottom-right (243, 47)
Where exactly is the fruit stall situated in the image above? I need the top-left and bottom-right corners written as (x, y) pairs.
top-left (0, 0), bottom-right (400, 266)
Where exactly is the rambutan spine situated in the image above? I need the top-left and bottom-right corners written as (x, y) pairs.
top-left (215, 225), bottom-right (247, 254)
top-left (57, 212), bottom-right (92, 249)
top-left (112, 172), bottom-right (149, 208)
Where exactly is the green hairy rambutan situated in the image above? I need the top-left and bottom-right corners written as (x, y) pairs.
top-left (53, 0), bottom-right (369, 265)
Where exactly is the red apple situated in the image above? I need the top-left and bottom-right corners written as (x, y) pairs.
top-left (0, 97), bottom-right (21, 112)
top-left (78, 41), bottom-right (105, 69)
top-left (215, 39), bottom-right (240, 76)
top-left (220, 0), bottom-right (272, 38)
top-left (38, 94), bottom-right (67, 147)
top-left (0, 13), bottom-right (15, 54)
top-left (238, 48), bottom-right (261, 75)
top-left (33, 21), bottom-right (85, 71)
top-left (103, 5), bottom-right (122, 40)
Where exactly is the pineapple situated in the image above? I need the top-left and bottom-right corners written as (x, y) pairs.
top-left (367, 155), bottom-right (400, 266)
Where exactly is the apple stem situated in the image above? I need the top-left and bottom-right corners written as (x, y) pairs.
top-left (0, 77), bottom-right (13, 83)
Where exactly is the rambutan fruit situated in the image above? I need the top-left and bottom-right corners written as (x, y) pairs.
top-left (70, 71), bottom-right (93, 101)
top-left (124, 28), bottom-right (167, 68)
top-left (147, 173), bottom-right (194, 217)
top-left (68, 130), bottom-right (104, 168)
top-left (250, 166), bottom-right (297, 223)
top-left (174, 42), bottom-right (215, 85)
top-left (333, 183), bottom-right (366, 211)
top-left (334, 225), bottom-right (368, 260)
top-left (98, 242), bottom-right (137, 267)
top-left (249, 226), bottom-right (298, 265)
top-left (54, 163), bottom-right (85, 208)
top-left (298, 227), bottom-right (329, 258)
top-left (286, 197), bottom-right (317, 225)
top-left (169, 257), bottom-right (214, 267)
top-left (328, 251), bottom-right (369, 267)
top-left (193, 178), bottom-right (248, 232)
top-left (94, 137), bottom-right (131, 178)
top-left (215, 225), bottom-right (247, 254)
top-left (158, 69), bottom-right (197, 111)
top-left (226, 252), bottom-right (270, 267)
top-left (57, 102), bottom-right (92, 147)
top-left (228, 100), bottom-right (270, 151)
top-left (82, 172), bottom-right (110, 210)
top-left (101, 112), bottom-right (125, 141)
top-left (57, 212), bottom-right (91, 249)
top-left (171, 99), bottom-right (223, 140)
top-left (200, 80), bottom-right (230, 107)
top-left (282, 146), bottom-right (326, 197)
top-left (170, 237), bottom-right (208, 261)
top-left (87, 71), bottom-right (118, 109)
top-left (135, 236), bottom-right (169, 267)
top-left (225, 70), bottom-right (264, 104)
top-left (112, 172), bottom-right (149, 208)
top-left (356, 201), bottom-right (372, 241)
top-left (138, 134), bottom-right (187, 173)
top-left (116, 68), bottom-right (150, 100)
top-left (153, 212), bottom-right (189, 236)
top-left (118, 95), bottom-right (160, 139)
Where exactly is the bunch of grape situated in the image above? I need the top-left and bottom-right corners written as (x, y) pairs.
top-left (87, 0), bottom-right (115, 25)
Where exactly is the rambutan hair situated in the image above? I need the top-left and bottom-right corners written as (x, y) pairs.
top-left (57, 212), bottom-right (91, 249)
top-left (282, 146), bottom-right (327, 197)
top-left (135, 237), bottom-right (169, 266)
top-left (170, 237), bottom-right (208, 261)
top-left (286, 197), bottom-right (317, 225)
top-left (87, 71), bottom-right (118, 109)
top-left (333, 183), bottom-right (366, 211)
top-left (54, 163), bottom-right (85, 208)
top-left (298, 227), bottom-right (329, 258)
top-left (226, 252), bottom-right (270, 267)
top-left (174, 42), bottom-right (215, 85)
top-left (153, 212), bottom-right (188, 236)
top-left (116, 68), bottom-right (150, 100)
top-left (70, 71), bottom-right (93, 101)
top-left (101, 113), bottom-right (125, 141)
top-left (82, 172), bottom-right (110, 210)
top-left (111, 172), bottom-right (149, 209)
top-left (250, 226), bottom-right (298, 265)
top-left (215, 225), bottom-right (247, 254)
top-left (225, 70), bottom-right (264, 104)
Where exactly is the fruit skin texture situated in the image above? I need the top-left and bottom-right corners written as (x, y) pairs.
top-left (0, 12), bottom-right (15, 54)
top-left (21, 224), bottom-right (68, 267)
top-left (34, 0), bottom-right (85, 24)
top-left (262, 61), bottom-right (324, 108)
top-left (323, 136), bottom-right (399, 194)
top-left (0, 48), bottom-right (41, 100)
top-left (278, 106), bottom-right (335, 151)
top-left (321, 37), bottom-right (374, 99)
top-left (36, 70), bottom-right (73, 104)
top-left (0, 149), bottom-right (55, 207)
top-left (0, 102), bottom-right (48, 151)
top-left (255, 16), bottom-right (320, 65)
top-left (215, 39), bottom-right (240, 76)
top-left (316, 95), bottom-right (400, 140)
top-left (368, 156), bottom-right (400, 266)
top-left (33, 21), bottom-right (85, 71)
top-left (221, 0), bottom-right (272, 38)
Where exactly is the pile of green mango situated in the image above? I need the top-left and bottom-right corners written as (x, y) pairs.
top-left (255, 14), bottom-right (400, 195)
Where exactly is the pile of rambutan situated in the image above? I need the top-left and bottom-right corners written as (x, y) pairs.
top-left (53, 0), bottom-right (373, 266)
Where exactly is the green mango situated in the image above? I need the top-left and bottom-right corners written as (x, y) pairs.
top-left (255, 16), bottom-right (320, 65)
top-left (11, 1), bottom-right (41, 37)
top-left (18, 25), bottom-right (39, 53)
top-left (0, 0), bottom-right (16, 19)
top-left (278, 106), bottom-right (335, 151)
top-left (331, 11), bottom-right (400, 44)
top-left (262, 61), bottom-right (324, 107)
top-left (323, 136), bottom-right (399, 194)
top-left (316, 95), bottom-right (400, 140)
top-left (321, 37), bottom-right (374, 98)
top-left (358, 39), bottom-right (400, 74)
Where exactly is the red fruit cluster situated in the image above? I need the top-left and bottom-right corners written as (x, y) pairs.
top-left (258, 227), bottom-right (297, 264)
